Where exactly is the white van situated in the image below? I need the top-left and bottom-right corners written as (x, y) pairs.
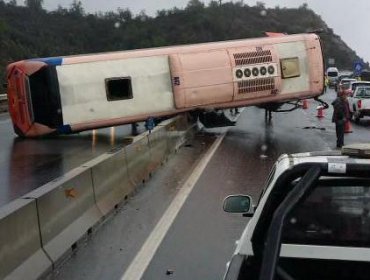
top-left (326, 67), bottom-right (339, 87)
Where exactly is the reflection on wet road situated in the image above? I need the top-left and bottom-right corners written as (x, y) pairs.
top-left (0, 114), bottom-right (145, 207)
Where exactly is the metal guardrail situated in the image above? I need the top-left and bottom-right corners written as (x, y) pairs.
top-left (0, 94), bottom-right (7, 101)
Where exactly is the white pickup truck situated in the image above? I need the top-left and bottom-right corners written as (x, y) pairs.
top-left (223, 144), bottom-right (370, 280)
top-left (348, 86), bottom-right (370, 123)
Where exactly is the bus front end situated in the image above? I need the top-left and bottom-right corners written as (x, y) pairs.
top-left (6, 60), bottom-right (61, 137)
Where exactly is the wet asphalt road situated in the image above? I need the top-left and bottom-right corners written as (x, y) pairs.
top-left (45, 88), bottom-right (370, 280)
top-left (0, 114), bottom-right (146, 207)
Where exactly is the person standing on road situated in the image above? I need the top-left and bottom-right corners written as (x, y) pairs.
top-left (331, 91), bottom-right (350, 148)
top-left (324, 75), bottom-right (329, 92)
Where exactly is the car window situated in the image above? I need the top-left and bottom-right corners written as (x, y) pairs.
top-left (342, 84), bottom-right (350, 90)
top-left (341, 79), bottom-right (354, 84)
top-left (356, 88), bottom-right (370, 98)
top-left (341, 82), bottom-right (351, 90)
top-left (282, 178), bottom-right (370, 247)
top-left (353, 83), bottom-right (370, 91)
top-left (339, 75), bottom-right (350, 81)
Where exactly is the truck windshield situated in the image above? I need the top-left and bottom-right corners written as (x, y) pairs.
top-left (283, 178), bottom-right (370, 247)
top-left (356, 88), bottom-right (370, 98)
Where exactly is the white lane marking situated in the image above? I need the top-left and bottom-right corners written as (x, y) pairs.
top-left (121, 132), bottom-right (226, 280)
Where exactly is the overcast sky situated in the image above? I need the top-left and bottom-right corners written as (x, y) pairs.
top-left (12, 0), bottom-right (370, 66)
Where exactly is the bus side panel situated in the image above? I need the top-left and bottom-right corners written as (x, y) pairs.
top-left (169, 50), bottom-right (233, 109)
top-left (56, 56), bottom-right (175, 125)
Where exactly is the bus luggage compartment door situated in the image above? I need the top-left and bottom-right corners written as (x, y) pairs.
top-left (169, 50), bottom-right (233, 109)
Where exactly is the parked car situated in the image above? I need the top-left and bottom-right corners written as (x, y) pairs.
top-left (344, 81), bottom-right (370, 97)
top-left (223, 144), bottom-right (370, 280)
top-left (338, 73), bottom-right (353, 81)
top-left (348, 86), bottom-right (370, 123)
top-left (336, 78), bottom-right (357, 92)
top-left (335, 73), bottom-right (354, 91)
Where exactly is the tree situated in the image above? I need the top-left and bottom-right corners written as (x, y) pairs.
top-left (7, 0), bottom-right (17, 6)
top-left (69, 0), bottom-right (84, 16)
top-left (117, 8), bottom-right (132, 22)
top-left (208, 1), bottom-right (219, 8)
top-left (299, 3), bottom-right (308, 10)
top-left (55, 5), bottom-right (68, 15)
top-left (256, 1), bottom-right (265, 9)
top-left (186, 0), bottom-right (205, 9)
top-left (137, 10), bottom-right (149, 21)
top-left (25, 0), bottom-right (43, 10)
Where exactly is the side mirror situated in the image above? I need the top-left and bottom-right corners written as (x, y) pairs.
top-left (223, 195), bottom-right (253, 215)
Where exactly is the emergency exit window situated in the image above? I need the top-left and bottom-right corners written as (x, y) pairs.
top-left (281, 57), bottom-right (300, 79)
top-left (105, 77), bottom-right (133, 101)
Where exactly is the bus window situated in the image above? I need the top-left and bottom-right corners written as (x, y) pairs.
top-left (105, 77), bottom-right (133, 101)
top-left (280, 57), bottom-right (300, 79)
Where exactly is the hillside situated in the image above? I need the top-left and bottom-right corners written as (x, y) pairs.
top-left (0, 0), bottom-right (367, 95)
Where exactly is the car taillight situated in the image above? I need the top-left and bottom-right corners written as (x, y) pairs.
top-left (358, 100), bottom-right (362, 109)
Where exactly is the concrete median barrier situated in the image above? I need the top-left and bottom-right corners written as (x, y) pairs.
top-left (24, 165), bottom-right (103, 264)
top-left (148, 126), bottom-right (169, 172)
top-left (184, 123), bottom-right (197, 142)
top-left (125, 134), bottom-right (151, 186)
top-left (159, 115), bottom-right (191, 153)
top-left (90, 149), bottom-right (134, 215)
top-left (0, 199), bottom-right (52, 280)
top-left (0, 114), bottom-right (198, 278)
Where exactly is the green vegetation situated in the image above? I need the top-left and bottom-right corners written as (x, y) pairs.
top-left (0, 0), bottom-right (367, 94)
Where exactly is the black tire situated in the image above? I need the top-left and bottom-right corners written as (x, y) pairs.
top-left (13, 124), bottom-right (26, 138)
